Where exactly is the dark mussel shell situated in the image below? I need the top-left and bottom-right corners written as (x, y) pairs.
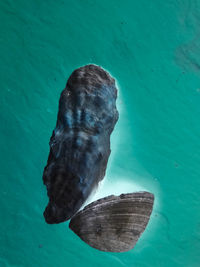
top-left (43, 64), bottom-right (119, 224)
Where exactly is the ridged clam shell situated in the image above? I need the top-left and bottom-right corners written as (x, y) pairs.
top-left (69, 192), bottom-right (154, 252)
top-left (43, 64), bottom-right (119, 224)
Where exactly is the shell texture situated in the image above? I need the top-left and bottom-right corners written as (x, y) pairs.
top-left (43, 64), bottom-right (119, 224)
top-left (69, 192), bottom-right (154, 252)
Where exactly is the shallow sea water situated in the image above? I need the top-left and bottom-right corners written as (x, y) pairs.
top-left (0, 0), bottom-right (200, 266)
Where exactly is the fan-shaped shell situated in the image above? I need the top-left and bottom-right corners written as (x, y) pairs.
top-left (69, 192), bottom-right (154, 252)
top-left (43, 64), bottom-right (119, 224)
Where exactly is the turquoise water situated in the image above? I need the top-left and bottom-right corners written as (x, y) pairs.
top-left (0, 0), bottom-right (200, 266)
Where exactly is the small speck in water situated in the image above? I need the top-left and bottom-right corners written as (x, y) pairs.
top-left (174, 162), bottom-right (179, 168)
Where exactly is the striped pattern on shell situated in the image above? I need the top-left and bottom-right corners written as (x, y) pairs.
top-left (43, 64), bottom-right (119, 224)
top-left (69, 192), bottom-right (154, 252)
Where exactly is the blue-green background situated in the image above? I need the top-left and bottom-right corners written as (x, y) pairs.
top-left (0, 0), bottom-right (200, 266)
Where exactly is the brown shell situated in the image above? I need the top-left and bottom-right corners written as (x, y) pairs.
top-left (69, 191), bottom-right (154, 252)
